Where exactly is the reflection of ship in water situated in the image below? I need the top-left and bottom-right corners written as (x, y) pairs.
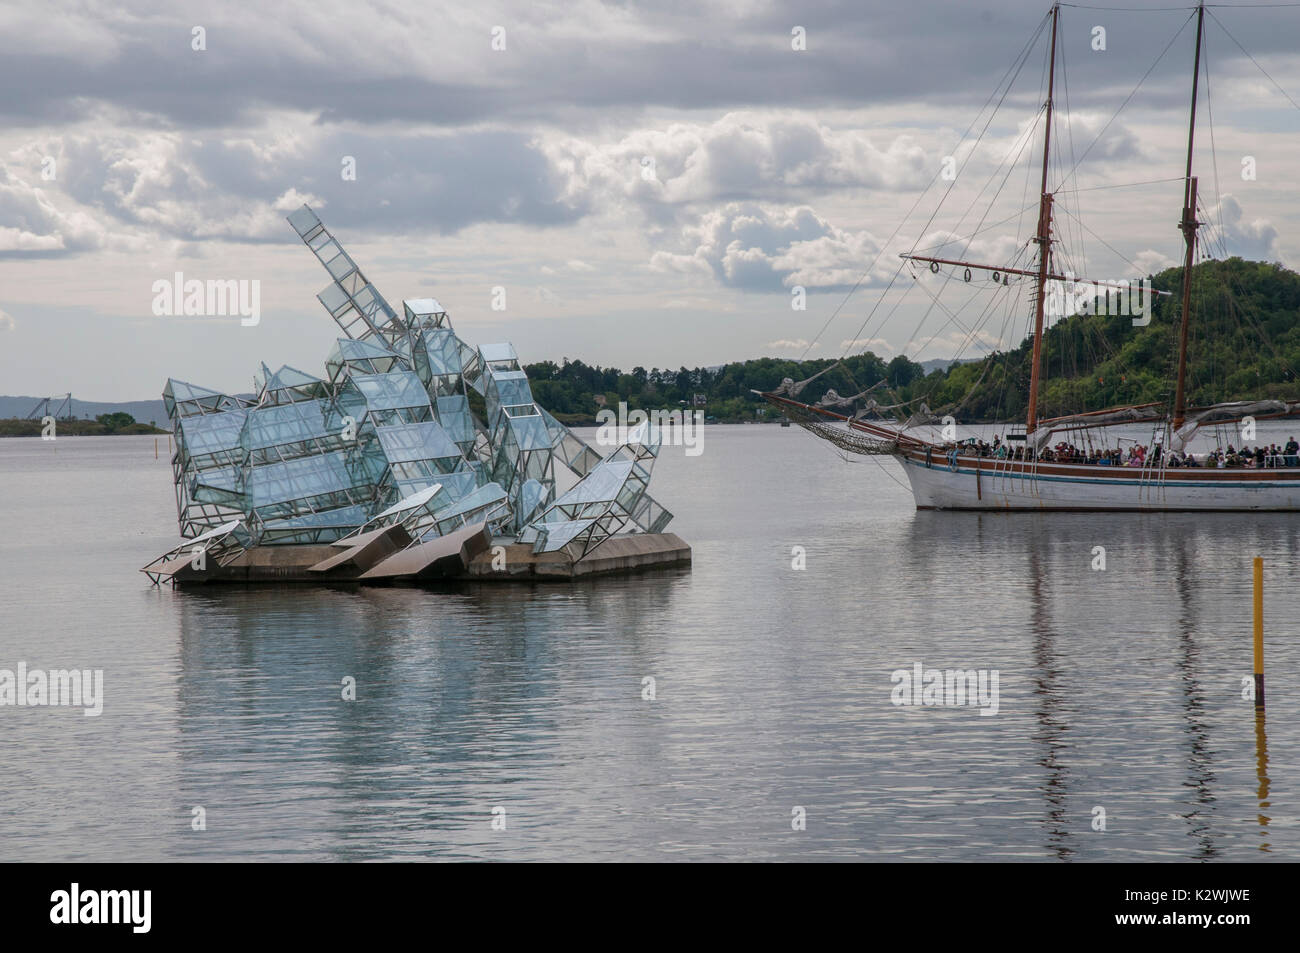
top-left (1025, 540), bottom-right (1073, 861)
top-left (170, 578), bottom-right (679, 859)
top-left (899, 511), bottom-right (1288, 859)
top-left (1170, 537), bottom-right (1218, 860)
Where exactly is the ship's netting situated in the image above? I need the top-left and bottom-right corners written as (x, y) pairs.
top-left (770, 393), bottom-right (902, 455)
top-left (797, 419), bottom-right (900, 455)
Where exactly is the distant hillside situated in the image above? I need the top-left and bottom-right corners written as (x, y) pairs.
top-left (920, 357), bottom-right (980, 376)
top-left (0, 396), bottom-right (167, 426)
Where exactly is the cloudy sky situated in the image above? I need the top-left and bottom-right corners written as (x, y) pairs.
top-left (1, 0), bottom-right (1297, 399)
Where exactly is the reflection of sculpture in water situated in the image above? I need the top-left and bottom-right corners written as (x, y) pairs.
top-left (170, 578), bottom-right (674, 859)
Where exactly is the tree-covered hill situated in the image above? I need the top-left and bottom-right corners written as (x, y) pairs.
top-left (918, 257), bottom-right (1300, 421)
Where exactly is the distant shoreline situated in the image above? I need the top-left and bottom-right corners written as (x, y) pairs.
top-left (0, 418), bottom-right (167, 438)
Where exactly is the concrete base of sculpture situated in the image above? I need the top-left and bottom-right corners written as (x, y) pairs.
top-left (153, 532), bottom-right (691, 586)
top-left (463, 533), bottom-right (692, 581)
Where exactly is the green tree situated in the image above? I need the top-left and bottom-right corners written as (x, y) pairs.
top-left (96, 412), bottom-right (135, 433)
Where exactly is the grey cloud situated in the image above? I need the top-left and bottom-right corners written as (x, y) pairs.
top-left (12, 127), bottom-right (583, 250)
top-left (4, 1), bottom-right (1292, 130)
top-left (3, 0), bottom-right (1293, 272)
top-left (1206, 194), bottom-right (1282, 261)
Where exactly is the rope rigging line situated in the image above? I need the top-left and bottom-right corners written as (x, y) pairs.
top-left (791, 11), bottom-right (1053, 368)
top-left (1206, 8), bottom-right (1300, 111)
top-left (876, 89), bottom-right (1050, 373)
top-left (908, 242), bottom-right (1034, 360)
top-left (1053, 203), bottom-right (1157, 278)
top-left (1053, 11), bottom-right (1197, 195)
top-left (795, 12), bottom-right (1053, 374)
top-left (1067, 176), bottom-right (1187, 193)
top-left (872, 16), bottom-right (1072, 418)
top-left (1201, 23), bottom-right (1227, 250)
top-left (900, 265), bottom-right (1028, 418)
top-left (1061, 3), bottom-right (1198, 9)
top-left (896, 90), bottom-right (1053, 420)
top-left (1056, 15), bottom-right (1090, 287)
top-left (905, 201), bottom-right (1043, 256)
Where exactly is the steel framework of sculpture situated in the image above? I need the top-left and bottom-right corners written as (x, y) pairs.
top-left (155, 205), bottom-right (673, 574)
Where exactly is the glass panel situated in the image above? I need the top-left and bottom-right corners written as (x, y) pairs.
top-left (287, 205), bottom-right (319, 235)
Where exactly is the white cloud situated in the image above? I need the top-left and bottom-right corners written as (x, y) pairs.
top-left (651, 202), bottom-right (889, 291)
top-left (0, 168), bottom-right (110, 256)
top-left (273, 188), bottom-right (324, 212)
top-left (766, 338), bottom-right (817, 350)
top-left (540, 111), bottom-right (931, 212)
top-left (841, 337), bottom-right (893, 353)
top-left (1131, 249), bottom-right (1178, 276)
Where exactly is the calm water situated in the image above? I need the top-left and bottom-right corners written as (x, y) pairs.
top-left (1, 426), bottom-right (1297, 861)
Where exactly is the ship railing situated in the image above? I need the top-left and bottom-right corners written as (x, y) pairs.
top-left (1136, 451), bottom-right (1167, 502)
top-left (990, 449), bottom-right (1012, 489)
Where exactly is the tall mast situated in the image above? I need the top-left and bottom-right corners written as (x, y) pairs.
top-left (1172, 2), bottom-right (1206, 432)
top-left (1025, 4), bottom-right (1060, 436)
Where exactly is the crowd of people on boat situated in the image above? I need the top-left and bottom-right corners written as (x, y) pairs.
top-left (947, 435), bottom-right (1300, 468)
top-left (1168, 440), bottom-right (1300, 469)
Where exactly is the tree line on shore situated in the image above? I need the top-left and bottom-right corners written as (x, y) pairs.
top-left (0, 413), bottom-right (164, 437)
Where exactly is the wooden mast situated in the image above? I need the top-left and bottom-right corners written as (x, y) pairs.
top-left (1172, 2), bottom-right (1206, 433)
top-left (1025, 4), bottom-right (1059, 437)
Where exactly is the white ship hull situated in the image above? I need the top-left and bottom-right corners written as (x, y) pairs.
top-left (898, 450), bottom-right (1300, 511)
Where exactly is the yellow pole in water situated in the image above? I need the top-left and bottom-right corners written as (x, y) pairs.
top-left (1254, 556), bottom-right (1265, 709)
top-left (154, 437), bottom-right (158, 460)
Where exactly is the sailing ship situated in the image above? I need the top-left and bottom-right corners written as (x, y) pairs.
top-left (763, 2), bottom-right (1300, 511)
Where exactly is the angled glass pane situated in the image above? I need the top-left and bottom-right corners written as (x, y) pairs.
top-left (374, 421), bottom-right (461, 464)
